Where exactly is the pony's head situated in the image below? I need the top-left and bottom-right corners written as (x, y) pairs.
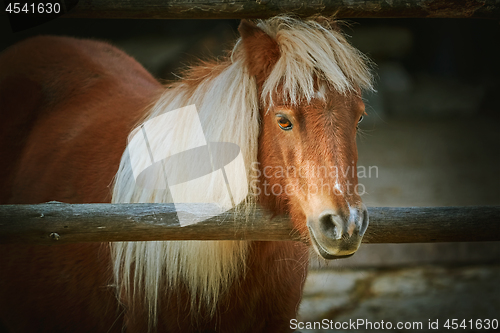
top-left (238, 17), bottom-right (373, 259)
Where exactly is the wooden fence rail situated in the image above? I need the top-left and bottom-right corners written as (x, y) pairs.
top-left (0, 203), bottom-right (498, 245)
top-left (63, 0), bottom-right (500, 19)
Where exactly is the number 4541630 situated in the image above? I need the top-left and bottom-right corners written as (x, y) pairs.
top-left (444, 319), bottom-right (498, 330)
top-left (5, 2), bottom-right (61, 14)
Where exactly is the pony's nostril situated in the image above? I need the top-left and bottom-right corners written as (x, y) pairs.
top-left (318, 213), bottom-right (343, 240)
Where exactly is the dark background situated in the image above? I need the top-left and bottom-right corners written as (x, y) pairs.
top-left (1, 10), bottom-right (499, 332)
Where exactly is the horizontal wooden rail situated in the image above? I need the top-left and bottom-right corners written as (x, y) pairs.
top-left (0, 203), bottom-right (498, 245)
top-left (63, 0), bottom-right (500, 19)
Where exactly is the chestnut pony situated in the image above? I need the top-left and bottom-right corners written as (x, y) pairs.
top-left (0, 16), bottom-right (372, 332)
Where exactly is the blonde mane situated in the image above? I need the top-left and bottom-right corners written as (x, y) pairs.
top-left (111, 15), bottom-right (373, 326)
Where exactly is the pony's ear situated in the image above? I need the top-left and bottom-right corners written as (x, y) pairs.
top-left (238, 20), bottom-right (280, 81)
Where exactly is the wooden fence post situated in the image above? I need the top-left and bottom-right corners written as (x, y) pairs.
top-left (63, 0), bottom-right (500, 19)
top-left (0, 203), bottom-right (498, 244)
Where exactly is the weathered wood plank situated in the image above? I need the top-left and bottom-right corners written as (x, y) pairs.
top-left (0, 203), bottom-right (498, 244)
top-left (63, 0), bottom-right (500, 19)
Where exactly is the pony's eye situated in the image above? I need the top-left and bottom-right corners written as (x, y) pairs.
top-left (277, 116), bottom-right (293, 131)
top-left (356, 116), bottom-right (364, 130)
top-left (356, 116), bottom-right (364, 131)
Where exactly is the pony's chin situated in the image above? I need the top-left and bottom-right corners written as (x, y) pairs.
top-left (308, 227), bottom-right (359, 260)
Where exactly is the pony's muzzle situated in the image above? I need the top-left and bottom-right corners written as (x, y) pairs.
top-left (307, 205), bottom-right (369, 259)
